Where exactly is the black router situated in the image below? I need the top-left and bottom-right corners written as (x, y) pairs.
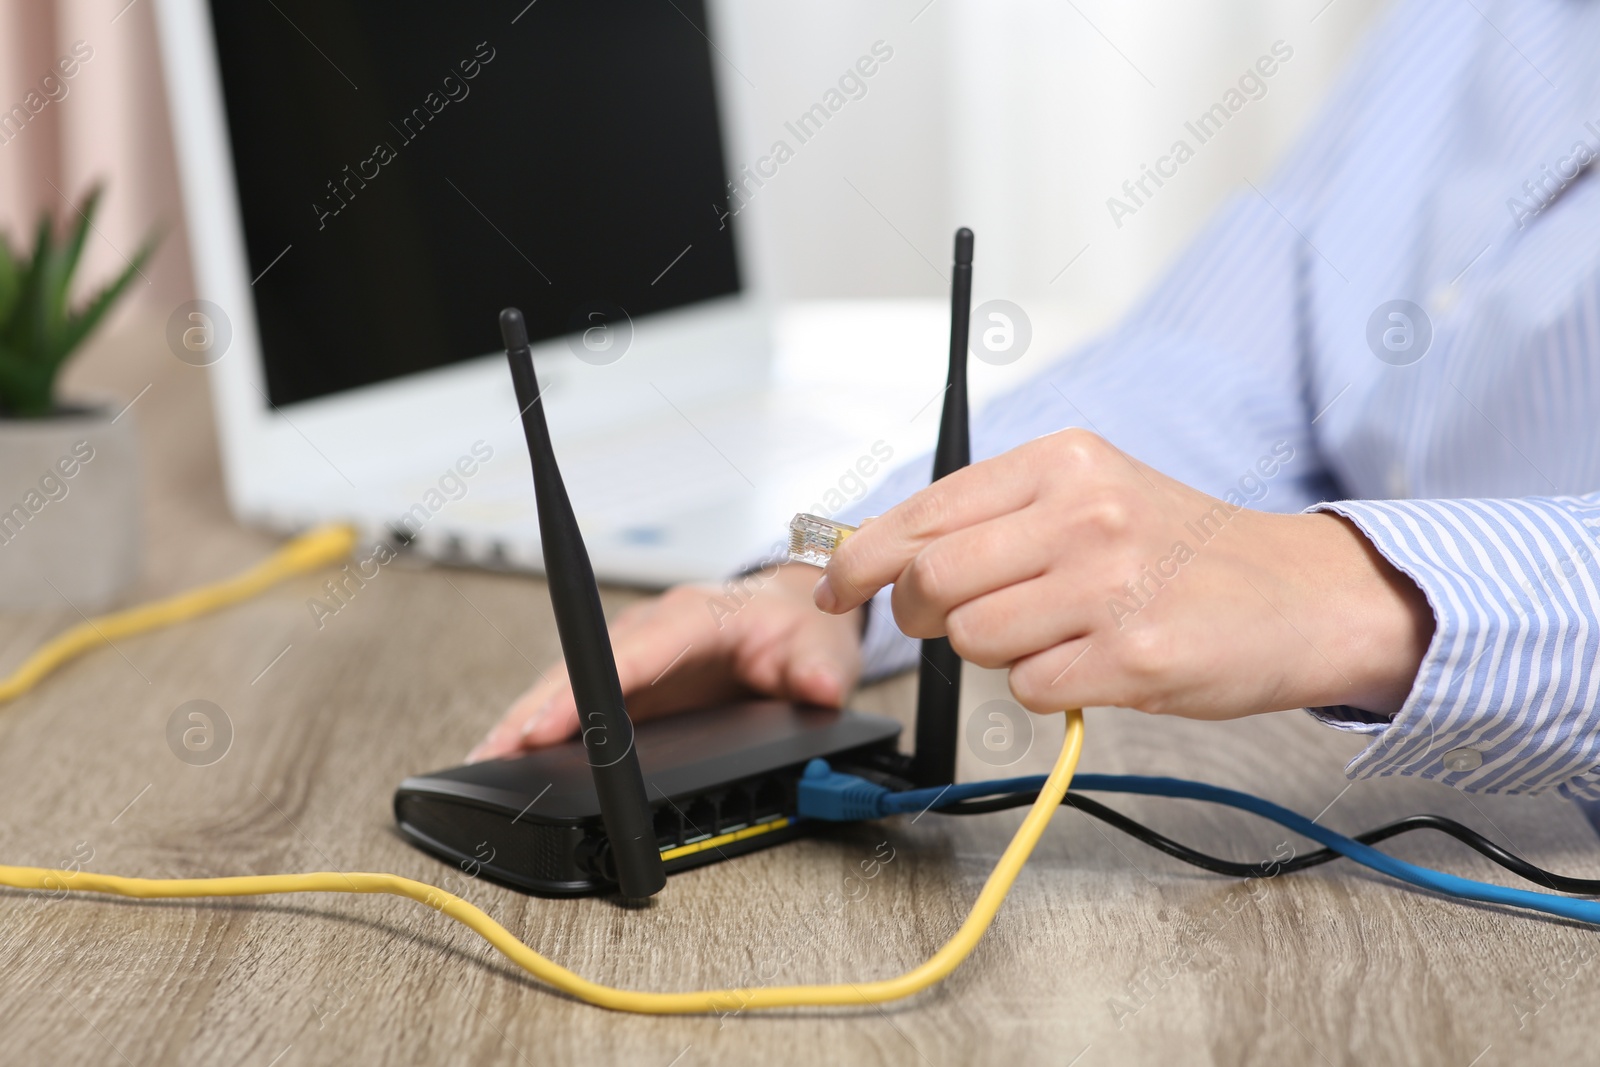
top-left (394, 230), bottom-right (976, 897)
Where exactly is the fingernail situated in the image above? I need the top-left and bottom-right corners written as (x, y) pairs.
top-left (813, 575), bottom-right (840, 613)
top-left (465, 742), bottom-right (492, 764)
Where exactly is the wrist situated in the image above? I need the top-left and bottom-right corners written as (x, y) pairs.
top-left (1291, 512), bottom-right (1434, 715)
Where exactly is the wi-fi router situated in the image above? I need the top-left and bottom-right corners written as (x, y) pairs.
top-left (396, 701), bottom-right (903, 896)
top-left (394, 230), bottom-right (976, 898)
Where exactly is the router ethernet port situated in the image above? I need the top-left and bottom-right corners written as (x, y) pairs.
top-left (719, 787), bottom-right (752, 832)
top-left (750, 777), bottom-right (787, 822)
top-left (653, 805), bottom-right (683, 849)
top-left (683, 796), bottom-right (717, 842)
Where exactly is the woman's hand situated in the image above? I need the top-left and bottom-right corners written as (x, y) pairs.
top-left (813, 428), bottom-right (1434, 720)
top-left (468, 563), bottom-right (863, 761)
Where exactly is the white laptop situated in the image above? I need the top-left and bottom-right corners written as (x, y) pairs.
top-left (154, 0), bottom-right (965, 585)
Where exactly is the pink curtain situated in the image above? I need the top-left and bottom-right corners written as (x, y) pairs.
top-left (0, 0), bottom-right (192, 317)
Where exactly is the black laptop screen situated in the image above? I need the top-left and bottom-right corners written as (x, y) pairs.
top-left (207, 0), bottom-right (742, 407)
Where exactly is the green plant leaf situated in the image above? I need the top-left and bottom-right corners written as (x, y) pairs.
top-left (57, 236), bottom-right (156, 367)
top-left (0, 344), bottom-right (57, 416)
top-left (57, 185), bottom-right (101, 294)
top-left (15, 212), bottom-right (54, 373)
top-left (36, 206), bottom-right (72, 374)
top-left (0, 188), bottom-right (158, 416)
top-left (0, 236), bottom-right (18, 345)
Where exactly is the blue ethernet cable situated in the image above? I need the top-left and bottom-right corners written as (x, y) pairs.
top-left (797, 761), bottom-right (1600, 926)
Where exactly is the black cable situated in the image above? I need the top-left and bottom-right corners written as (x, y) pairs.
top-left (937, 790), bottom-right (1600, 895)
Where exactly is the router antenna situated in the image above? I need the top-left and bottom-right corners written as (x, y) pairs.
top-left (911, 228), bottom-right (973, 787)
top-left (500, 307), bottom-right (666, 899)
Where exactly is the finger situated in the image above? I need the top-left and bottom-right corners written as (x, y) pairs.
top-left (518, 601), bottom-right (736, 751)
top-left (942, 575), bottom-right (1097, 669)
top-left (467, 663), bottom-right (571, 761)
top-left (516, 625), bottom-right (709, 748)
top-left (1007, 638), bottom-right (1105, 714)
top-left (620, 639), bottom-right (744, 719)
top-left (511, 676), bottom-right (582, 749)
top-left (889, 509), bottom-right (1055, 637)
top-left (609, 597), bottom-right (659, 635)
top-left (468, 586), bottom-right (690, 760)
top-left (610, 581), bottom-right (725, 634)
top-left (778, 613), bottom-right (863, 708)
top-left (471, 614), bottom-right (710, 758)
top-left (816, 456), bottom-right (1039, 613)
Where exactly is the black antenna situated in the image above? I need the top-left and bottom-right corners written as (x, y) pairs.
top-left (500, 307), bottom-right (666, 899)
top-left (911, 228), bottom-right (973, 787)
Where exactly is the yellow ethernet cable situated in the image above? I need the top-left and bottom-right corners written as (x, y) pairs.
top-left (0, 709), bottom-right (1084, 1015)
top-left (0, 524), bottom-right (357, 704)
top-left (0, 516), bottom-right (1086, 1011)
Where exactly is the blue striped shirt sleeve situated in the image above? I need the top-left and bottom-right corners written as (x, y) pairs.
top-left (1312, 496), bottom-right (1600, 798)
top-left (822, 0), bottom-right (1600, 801)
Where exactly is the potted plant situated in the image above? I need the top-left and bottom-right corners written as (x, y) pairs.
top-left (0, 187), bottom-right (156, 610)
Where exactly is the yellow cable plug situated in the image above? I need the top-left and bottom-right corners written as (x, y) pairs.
top-left (0, 709), bottom-right (1084, 1014)
top-left (0, 523), bottom-right (357, 704)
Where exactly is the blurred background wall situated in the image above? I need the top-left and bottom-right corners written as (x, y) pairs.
top-left (0, 0), bottom-right (1385, 336)
top-left (0, 0), bottom-right (194, 313)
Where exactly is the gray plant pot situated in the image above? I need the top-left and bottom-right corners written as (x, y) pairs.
top-left (0, 404), bottom-right (141, 611)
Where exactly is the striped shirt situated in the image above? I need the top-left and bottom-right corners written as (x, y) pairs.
top-left (846, 0), bottom-right (1600, 798)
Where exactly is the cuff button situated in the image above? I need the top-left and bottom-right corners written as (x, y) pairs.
top-left (1443, 747), bottom-right (1484, 773)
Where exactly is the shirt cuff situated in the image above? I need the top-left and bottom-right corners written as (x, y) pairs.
top-left (1307, 496), bottom-right (1600, 798)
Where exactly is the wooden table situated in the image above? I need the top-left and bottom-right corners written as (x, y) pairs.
top-left (3, 320), bottom-right (1598, 1066)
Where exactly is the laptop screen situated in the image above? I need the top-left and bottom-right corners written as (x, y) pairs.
top-left (208, 0), bottom-right (742, 408)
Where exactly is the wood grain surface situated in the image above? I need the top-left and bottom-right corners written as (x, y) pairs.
top-left (1, 319), bottom-right (1597, 1067)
